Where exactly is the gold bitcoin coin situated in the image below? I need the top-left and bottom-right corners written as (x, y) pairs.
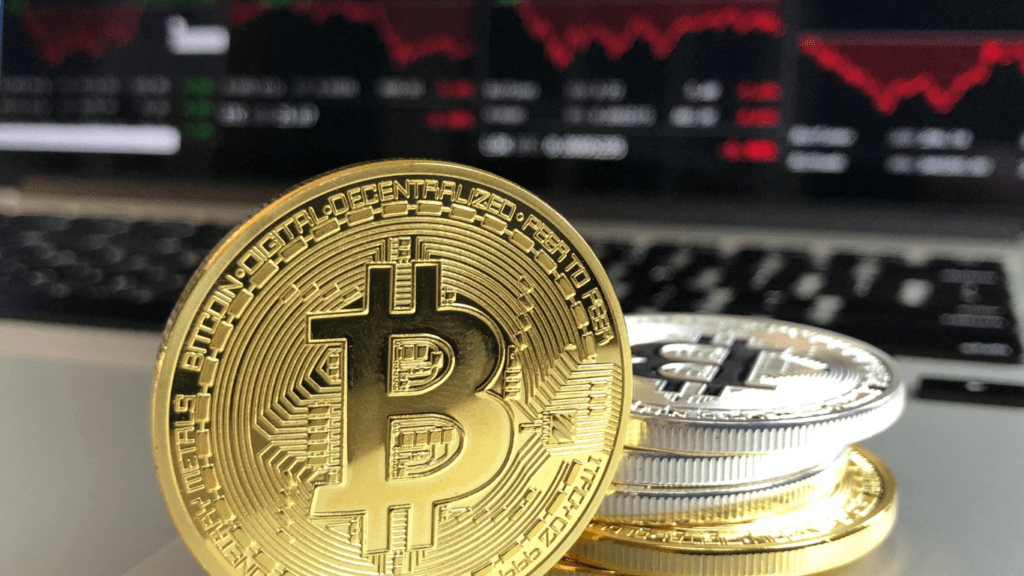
top-left (572, 445), bottom-right (897, 576)
top-left (152, 160), bottom-right (631, 576)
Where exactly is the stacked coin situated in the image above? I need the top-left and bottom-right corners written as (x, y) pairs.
top-left (151, 160), bottom-right (905, 576)
top-left (559, 313), bottom-right (905, 576)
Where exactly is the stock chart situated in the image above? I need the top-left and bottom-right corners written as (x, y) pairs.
top-left (1, 0), bottom-right (1023, 207)
top-left (791, 0), bottom-right (1024, 204)
top-left (479, 0), bottom-right (784, 194)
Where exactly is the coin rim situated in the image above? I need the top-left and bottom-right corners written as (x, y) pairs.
top-left (597, 447), bottom-right (848, 525)
top-left (549, 556), bottom-right (620, 576)
top-left (575, 444), bottom-right (897, 555)
top-left (151, 159), bottom-right (633, 576)
top-left (611, 444), bottom-right (844, 487)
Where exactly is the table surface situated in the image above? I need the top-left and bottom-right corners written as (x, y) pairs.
top-left (1, 319), bottom-right (1021, 576)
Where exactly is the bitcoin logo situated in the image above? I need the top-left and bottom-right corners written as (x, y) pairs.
top-left (632, 338), bottom-right (828, 399)
top-left (626, 313), bottom-right (898, 424)
top-left (306, 262), bottom-right (511, 555)
top-left (153, 160), bottom-right (631, 576)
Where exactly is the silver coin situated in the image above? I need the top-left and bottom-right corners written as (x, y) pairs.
top-left (613, 445), bottom-right (842, 487)
top-left (626, 313), bottom-right (905, 454)
top-left (598, 448), bottom-right (849, 524)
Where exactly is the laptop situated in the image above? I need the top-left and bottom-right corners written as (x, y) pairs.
top-left (1, 1), bottom-right (1021, 574)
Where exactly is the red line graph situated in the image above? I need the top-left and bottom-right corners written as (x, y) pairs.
top-left (800, 33), bottom-right (1024, 115)
top-left (513, 1), bottom-right (784, 72)
top-left (230, 1), bottom-right (474, 69)
top-left (17, 2), bottom-right (142, 67)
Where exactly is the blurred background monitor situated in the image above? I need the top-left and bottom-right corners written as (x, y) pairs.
top-left (1, 0), bottom-right (1024, 221)
top-left (3, 8), bottom-right (1023, 575)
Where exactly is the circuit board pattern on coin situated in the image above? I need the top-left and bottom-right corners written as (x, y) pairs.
top-left (152, 161), bottom-right (630, 576)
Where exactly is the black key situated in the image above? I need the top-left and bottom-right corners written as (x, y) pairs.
top-left (918, 379), bottom-right (1024, 407)
top-left (660, 286), bottom-right (704, 312)
top-left (928, 260), bottom-right (1010, 308)
top-left (67, 217), bottom-right (131, 236)
top-left (720, 249), bottom-right (765, 288)
top-left (10, 242), bottom-right (58, 264)
top-left (131, 220), bottom-right (196, 239)
top-left (58, 261), bottom-right (103, 285)
top-left (732, 249), bottom-right (765, 263)
top-left (613, 243), bottom-right (687, 310)
top-left (828, 257), bottom-right (905, 300)
top-left (10, 215), bottom-right (70, 232)
top-left (822, 253), bottom-right (866, 295)
top-left (101, 227), bottom-right (125, 243)
top-left (25, 268), bottom-right (57, 287)
top-left (765, 300), bottom-right (811, 323)
top-left (120, 253), bottom-right (150, 273)
top-left (589, 241), bottom-right (631, 268)
top-left (828, 253), bottom-right (859, 269)
top-left (637, 244), bottom-right (679, 268)
top-left (46, 282), bottom-right (72, 299)
top-left (149, 236), bottom-right (182, 257)
top-left (618, 279), bottom-right (663, 312)
top-left (926, 258), bottom-right (1003, 276)
top-left (0, 259), bottom-right (29, 281)
top-left (106, 274), bottom-right (132, 295)
top-left (677, 247), bottom-right (720, 274)
top-left (140, 264), bottom-right (169, 285)
top-left (760, 255), bottom-right (814, 292)
top-left (187, 224), bottom-right (233, 250)
top-left (831, 304), bottom-right (1021, 361)
top-left (45, 248), bottom-right (76, 268)
top-left (80, 245), bottom-right (126, 267)
top-left (868, 265), bottom-right (916, 302)
top-left (931, 283), bottom-right (1010, 308)
top-left (723, 292), bottom-right (764, 316)
top-left (173, 249), bottom-right (204, 271)
top-left (14, 229), bottom-right (47, 247)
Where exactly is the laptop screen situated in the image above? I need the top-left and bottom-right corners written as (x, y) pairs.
top-left (1, 0), bottom-right (1022, 218)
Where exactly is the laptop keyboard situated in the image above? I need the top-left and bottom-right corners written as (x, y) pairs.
top-left (592, 240), bottom-right (1021, 364)
top-left (1, 214), bottom-right (1020, 364)
top-left (0, 215), bottom-right (234, 329)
